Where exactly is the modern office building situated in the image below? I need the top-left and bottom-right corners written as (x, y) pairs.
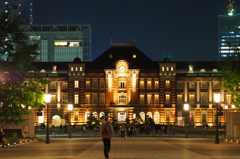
top-left (21, 24), bottom-right (92, 62)
top-left (218, 0), bottom-right (240, 60)
top-left (0, 0), bottom-right (33, 24)
top-left (28, 42), bottom-right (237, 128)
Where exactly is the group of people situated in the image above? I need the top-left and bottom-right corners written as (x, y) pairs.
top-left (0, 131), bottom-right (8, 148)
top-left (120, 123), bottom-right (133, 139)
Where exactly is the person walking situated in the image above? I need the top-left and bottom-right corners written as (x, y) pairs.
top-left (100, 116), bottom-right (114, 159)
top-left (120, 123), bottom-right (126, 139)
top-left (0, 131), bottom-right (8, 148)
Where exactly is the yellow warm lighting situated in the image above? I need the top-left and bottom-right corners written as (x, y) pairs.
top-left (184, 104), bottom-right (189, 111)
top-left (68, 104), bottom-right (73, 111)
top-left (44, 94), bottom-right (51, 103)
top-left (214, 94), bottom-right (220, 103)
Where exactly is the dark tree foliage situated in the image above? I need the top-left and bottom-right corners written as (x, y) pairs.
top-left (0, 11), bottom-right (49, 126)
top-left (216, 42), bottom-right (240, 108)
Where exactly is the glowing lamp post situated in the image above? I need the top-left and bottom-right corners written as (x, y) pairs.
top-left (183, 104), bottom-right (189, 138)
top-left (68, 104), bottom-right (73, 138)
top-left (214, 93), bottom-right (220, 144)
top-left (44, 94), bottom-right (51, 144)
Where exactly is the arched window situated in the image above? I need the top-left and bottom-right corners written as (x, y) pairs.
top-left (154, 112), bottom-right (160, 124)
top-left (140, 112), bottom-right (145, 121)
top-left (147, 112), bottom-right (152, 118)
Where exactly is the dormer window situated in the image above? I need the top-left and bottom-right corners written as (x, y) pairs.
top-left (40, 69), bottom-right (46, 73)
top-left (212, 68), bottom-right (218, 72)
top-left (133, 54), bottom-right (136, 58)
top-left (109, 53), bottom-right (113, 58)
top-left (200, 69), bottom-right (206, 72)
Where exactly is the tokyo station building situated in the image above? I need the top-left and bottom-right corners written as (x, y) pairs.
top-left (31, 42), bottom-right (236, 127)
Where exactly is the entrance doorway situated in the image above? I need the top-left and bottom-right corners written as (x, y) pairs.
top-left (117, 112), bottom-right (126, 123)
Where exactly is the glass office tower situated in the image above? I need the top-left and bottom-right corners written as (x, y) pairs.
top-left (22, 24), bottom-right (92, 62)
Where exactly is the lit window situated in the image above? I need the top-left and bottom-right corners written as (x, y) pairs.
top-left (189, 82), bottom-right (195, 89)
top-left (74, 94), bottom-right (79, 104)
top-left (165, 80), bottom-right (170, 88)
top-left (140, 80), bottom-right (144, 89)
top-left (119, 94), bottom-right (126, 104)
top-left (80, 67), bottom-right (82, 71)
top-left (177, 94), bottom-right (183, 105)
top-left (86, 81), bottom-right (90, 89)
top-left (71, 67), bottom-right (74, 71)
top-left (154, 80), bottom-right (159, 89)
top-left (119, 81), bottom-right (126, 89)
top-left (147, 80), bottom-right (152, 89)
top-left (147, 94), bottom-right (152, 104)
top-left (74, 80), bottom-right (79, 88)
top-left (162, 67), bottom-right (165, 71)
top-left (154, 94), bottom-right (159, 104)
top-left (165, 94), bottom-right (170, 104)
top-left (140, 94), bottom-right (145, 104)
top-left (85, 95), bottom-right (90, 104)
top-left (133, 54), bottom-right (136, 58)
top-left (75, 67), bottom-right (78, 71)
top-left (226, 95), bottom-right (231, 104)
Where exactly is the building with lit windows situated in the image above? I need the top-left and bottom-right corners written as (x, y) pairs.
top-left (218, 1), bottom-right (240, 60)
top-left (0, 0), bottom-right (33, 24)
top-left (21, 24), bottom-right (92, 62)
top-left (30, 42), bottom-right (238, 127)
top-left (218, 14), bottom-right (240, 60)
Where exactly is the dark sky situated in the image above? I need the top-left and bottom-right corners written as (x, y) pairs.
top-left (33, 0), bottom-right (240, 61)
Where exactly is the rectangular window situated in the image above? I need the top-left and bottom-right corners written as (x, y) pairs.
top-left (165, 94), bottom-right (170, 104)
top-left (100, 94), bottom-right (105, 104)
top-left (50, 82), bottom-right (56, 89)
top-left (100, 80), bottom-right (105, 88)
top-left (177, 81), bottom-right (183, 89)
top-left (62, 82), bottom-right (68, 89)
top-left (85, 80), bottom-right (90, 89)
top-left (226, 95), bottom-right (231, 104)
top-left (201, 94), bottom-right (207, 104)
top-left (171, 67), bottom-right (173, 71)
top-left (51, 94), bottom-right (56, 104)
top-left (62, 93), bottom-right (68, 104)
top-left (213, 82), bottom-right (220, 89)
top-left (162, 67), bottom-right (165, 71)
top-left (74, 94), bottom-right (79, 104)
top-left (202, 112), bottom-right (207, 123)
top-left (147, 94), bottom-right (152, 104)
top-left (74, 111), bottom-right (79, 121)
top-left (166, 67), bottom-right (169, 71)
top-left (92, 94), bottom-right (98, 104)
top-left (92, 80), bottom-right (98, 89)
top-left (201, 82), bottom-right (207, 89)
top-left (147, 80), bottom-right (152, 89)
top-left (80, 67), bottom-right (82, 71)
top-left (85, 95), bottom-right (90, 104)
top-left (177, 94), bottom-right (183, 105)
top-left (189, 94), bottom-right (195, 105)
top-left (119, 94), bottom-right (126, 104)
top-left (119, 81), bottom-right (126, 89)
top-left (154, 80), bottom-right (159, 89)
top-left (189, 82), bottom-right (195, 89)
top-left (74, 80), bottom-right (79, 88)
top-left (165, 80), bottom-right (170, 88)
top-left (154, 94), bottom-right (159, 104)
top-left (166, 110), bottom-right (170, 121)
top-left (140, 94), bottom-right (145, 104)
top-left (140, 80), bottom-right (144, 89)
top-left (75, 67), bottom-right (78, 71)
top-left (71, 67), bottom-right (74, 71)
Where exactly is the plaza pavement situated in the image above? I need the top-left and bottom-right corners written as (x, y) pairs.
top-left (1, 136), bottom-right (240, 159)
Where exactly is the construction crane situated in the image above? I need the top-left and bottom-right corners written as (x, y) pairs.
top-left (227, 0), bottom-right (236, 15)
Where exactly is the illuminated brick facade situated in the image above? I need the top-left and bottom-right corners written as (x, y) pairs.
top-left (31, 42), bottom-right (238, 127)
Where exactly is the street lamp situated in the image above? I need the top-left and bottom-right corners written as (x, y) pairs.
top-left (184, 103), bottom-right (189, 138)
top-left (214, 93), bottom-right (220, 144)
top-left (68, 104), bottom-right (73, 138)
top-left (44, 94), bottom-right (51, 144)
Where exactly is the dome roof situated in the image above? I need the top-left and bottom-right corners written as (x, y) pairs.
top-left (163, 56), bottom-right (171, 62)
top-left (73, 57), bottom-right (81, 63)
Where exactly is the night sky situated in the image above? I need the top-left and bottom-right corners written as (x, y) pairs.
top-left (33, 0), bottom-right (240, 61)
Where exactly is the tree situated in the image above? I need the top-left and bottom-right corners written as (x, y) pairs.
top-left (216, 43), bottom-right (240, 108)
top-left (0, 11), bottom-right (48, 126)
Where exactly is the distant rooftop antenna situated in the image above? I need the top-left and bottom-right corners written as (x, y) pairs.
top-left (227, 0), bottom-right (235, 16)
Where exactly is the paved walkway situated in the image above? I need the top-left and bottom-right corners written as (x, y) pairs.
top-left (1, 137), bottom-right (240, 159)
